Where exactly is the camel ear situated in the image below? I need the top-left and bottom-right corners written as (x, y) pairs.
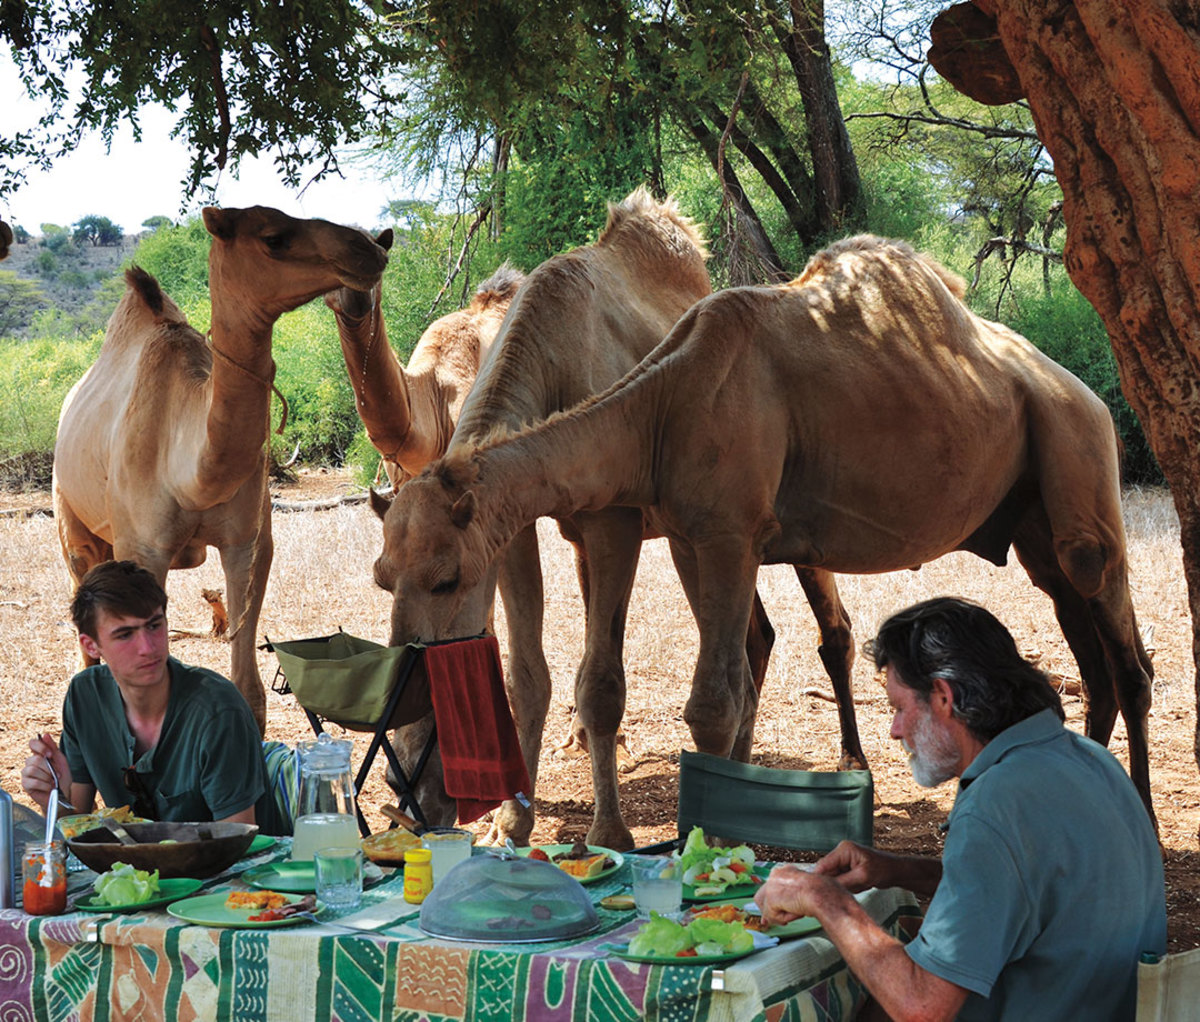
top-left (369, 487), bottom-right (393, 521)
top-left (202, 207), bottom-right (235, 241)
top-left (376, 228), bottom-right (395, 251)
top-left (449, 490), bottom-right (477, 530)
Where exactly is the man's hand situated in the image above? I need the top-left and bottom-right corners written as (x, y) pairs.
top-left (813, 840), bottom-right (895, 892)
top-left (755, 863), bottom-right (853, 927)
top-left (814, 840), bottom-right (945, 899)
top-left (22, 733), bottom-right (72, 812)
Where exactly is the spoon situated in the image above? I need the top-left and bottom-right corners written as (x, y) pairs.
top-left (44, 787), bottom-right (59, 846)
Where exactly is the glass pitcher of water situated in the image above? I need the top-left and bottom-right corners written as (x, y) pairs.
top-left (292, 734), bottom-right (360, 861)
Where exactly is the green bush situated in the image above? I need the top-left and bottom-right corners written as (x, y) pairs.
top-left (0, 333), bottom-right (102, 485)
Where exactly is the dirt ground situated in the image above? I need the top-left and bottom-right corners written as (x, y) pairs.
top-left (2, 469), bottom-right (1198, 951)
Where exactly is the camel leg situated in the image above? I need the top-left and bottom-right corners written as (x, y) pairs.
top-left (746, 590), bottom-right (775, 695)
top-left (490, 523), bottom-right (552, 846)
top-left (558, 509), bottom-right (644, 850)
top-left (215, 522), bottom-right (271, 735)
top-left (669, 539), bottom-right (759, 761)
top-left (52, 491), bottom-right (113, 665)
top-left (794, 567), bottom-right (866, 770)
top-left (1011, 512), bottom-right (1155, 824)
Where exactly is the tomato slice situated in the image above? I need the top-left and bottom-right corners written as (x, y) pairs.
top-left (676, 948), bottom-right (698, 957)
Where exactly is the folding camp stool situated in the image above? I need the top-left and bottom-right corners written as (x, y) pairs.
top-left (263, 630), bottom-right (443, 837)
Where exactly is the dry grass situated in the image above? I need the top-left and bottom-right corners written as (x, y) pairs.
top-left (2, 472), bottom-right (1198, 948)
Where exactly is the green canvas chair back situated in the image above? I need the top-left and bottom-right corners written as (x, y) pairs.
top-left (676, 750), bottom-right (874, 852)
top-left (268, 632), bottom-right (431, 732)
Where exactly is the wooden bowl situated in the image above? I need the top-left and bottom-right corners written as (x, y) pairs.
top-left (67, 821), bottom-right (259, 878)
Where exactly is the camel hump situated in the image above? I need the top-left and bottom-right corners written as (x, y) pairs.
top-left (473, 261), bottom-right (526, 309)
top-left (796, 234), bottom-right (968, 300)
top-left (123, 265), bottom-right (187, 324)
top-left (599, 185), bottom-right (709, 260)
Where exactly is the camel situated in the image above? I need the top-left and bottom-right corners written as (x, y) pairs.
top-left (52, 206), bottom-right (389, 732)
top-left (326, 237), bottom-right (526, 488)
top-left (373, 234), bottom-right (1158, 831)
top-left (370, 188), bottom-right (864, 849)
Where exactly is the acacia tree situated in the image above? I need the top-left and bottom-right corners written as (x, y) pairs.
top-left (929, 0), bottom-right (1200, 770)
top-left (390, 1), bottom-right (862, 281)
top-left (1, 2), bottom-right (403, 200)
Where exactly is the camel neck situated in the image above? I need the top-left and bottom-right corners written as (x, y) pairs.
top-left (337, 301), bottom-right (413, 461)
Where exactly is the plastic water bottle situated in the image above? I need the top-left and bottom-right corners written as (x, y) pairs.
top-left (0, 787), bottom-right (14, 909)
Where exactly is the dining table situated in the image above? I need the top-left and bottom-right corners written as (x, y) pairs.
top-left (0, 839), bottom-right (922, 1022)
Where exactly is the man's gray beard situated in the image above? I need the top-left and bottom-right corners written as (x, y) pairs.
top-left (903, 710), bottom-right (959, 788)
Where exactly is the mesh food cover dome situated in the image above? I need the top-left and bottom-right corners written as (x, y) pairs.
top-left (419, 851), bottom-right (600, 942)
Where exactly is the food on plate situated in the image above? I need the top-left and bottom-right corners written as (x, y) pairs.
top-left (58, 806), bottom-right (147, 840)
top-left (92, 862), bottom-right (161, 906)
top-left (248, 893), bottom-right (316, 922)
top-left (687, 902), bottom-right (767, 931)
top-left (627, 911), bottom-right (756, 958)
top-left (225, 889), bottom-right (289, 911)
top-left (530, 841), bottom-right (614, 878)
top-left (678, 826), bottom-right (761, 895)
top-left (361, 827), bottom-right (422, 864)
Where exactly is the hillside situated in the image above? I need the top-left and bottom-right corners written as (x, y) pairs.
top-left (1, 231), bottom-right (140, 333)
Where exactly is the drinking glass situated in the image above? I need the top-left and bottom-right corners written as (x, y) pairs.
top-left (631, 856), bottom-right (682, 919)
top-left (421, 828), bottom-right (474, 886)
top-left (314, 846), bottom-right (363, 910)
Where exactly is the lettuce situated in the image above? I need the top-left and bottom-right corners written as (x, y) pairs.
top-left (628, 913), bottom-right (691, 957)
top-left (677, 827), bottom-right (757, 892)
top-left (627, 909), bottom-right (756, 957)
top-left (93, 862), bottom-right (161, 906)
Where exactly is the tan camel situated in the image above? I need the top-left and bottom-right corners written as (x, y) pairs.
top-left (52, 206), bottom-right (388, 731)
top-left (370, 189), bottom-right (863, 849)
top-left (374, 234), bottom-right (1158, 829)
top-left (326, 239), bottom-right (525, 487)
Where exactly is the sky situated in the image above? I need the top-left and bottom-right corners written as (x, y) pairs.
top-left (0, 58), bottom-right (399, 236)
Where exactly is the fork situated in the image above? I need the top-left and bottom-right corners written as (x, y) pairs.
top-left (42, 755), bottom-right (74, 812)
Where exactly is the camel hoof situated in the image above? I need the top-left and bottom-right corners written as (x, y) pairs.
top-left (838, 752), bottom-right (868, 771)
top-left (587, 822), bottom-right (635, 852)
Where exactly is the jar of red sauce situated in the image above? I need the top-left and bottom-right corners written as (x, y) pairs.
top-left (22, 840), bottom-right (67, 916)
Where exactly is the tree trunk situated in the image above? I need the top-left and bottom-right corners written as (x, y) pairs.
top-left (972, 0), bottom-right (1200, 769)
top-left (778, 0), bottom-right (862, 232)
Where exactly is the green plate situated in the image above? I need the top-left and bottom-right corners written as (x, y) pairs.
top-left (606, 942), bottom-right (759, 966)
top-left (73, 877), bottom-right (204, 913)
top-left (245, 834), bottom-right (277, 856)
top-left (686, 899), bottom-right (821, 940)
top-left (683, 870), bottom-right (767, 903)
top-left (517, 844), bottom-right (625, 885)
top-left (167, 891), bottom-right (318, 929)
top-left (241, 862), bottom-right (316, 893)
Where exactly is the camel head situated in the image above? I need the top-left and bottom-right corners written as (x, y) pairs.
top-left (0, 219), bottom-right (12, 260)
top-left (324, 228), bottom-right (394, 322)
top-left (202, 206), bottom-right (389, 318)
top-left (371, 451), bottom-right (498, 647)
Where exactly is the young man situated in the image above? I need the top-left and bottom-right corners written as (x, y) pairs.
top-left (21, 560), bottom-right (288, 834)
top-left (756, 597), bottom-right (1165, 1022)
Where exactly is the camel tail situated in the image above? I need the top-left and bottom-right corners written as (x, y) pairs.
top-left (473, 261), bottom-right (526, 309)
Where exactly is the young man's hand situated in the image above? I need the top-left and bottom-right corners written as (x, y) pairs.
top-left (21, 733), bottom-right (72, 811)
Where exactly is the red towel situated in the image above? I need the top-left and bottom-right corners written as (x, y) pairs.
top-left (423, 635), bottom-right (532, 825)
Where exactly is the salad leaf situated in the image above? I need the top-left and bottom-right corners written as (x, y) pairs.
top-left (689, 916), bottom-right (754, 953)
top-left (677, 827), bottom-right (757, 893)
top-left (628, 913), bottom-right (691, 957)
top-left (93, 862), bottom-right (161, 906)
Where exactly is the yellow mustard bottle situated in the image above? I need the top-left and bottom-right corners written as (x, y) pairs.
top-left (403, 847), bottom-right (434, 904)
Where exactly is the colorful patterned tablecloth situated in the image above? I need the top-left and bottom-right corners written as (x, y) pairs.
top-left (0, 844), bottom-right (921, 1022)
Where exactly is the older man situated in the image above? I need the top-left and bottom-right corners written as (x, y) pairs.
top-left (756, 597), bottom-right (1164, 1022)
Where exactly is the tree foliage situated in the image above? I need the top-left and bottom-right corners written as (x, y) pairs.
top-left (73, 214), bottom-right (123, 247)
top-left (0, 270), bottom-right (49, 334)
top-left (1, 2), bottom-right (405, 202)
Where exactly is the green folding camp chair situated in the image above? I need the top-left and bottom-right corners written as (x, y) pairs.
top-left (637, 749), bottom-right (874, 855)
top-left (263, 630), bottom-right (437, 837)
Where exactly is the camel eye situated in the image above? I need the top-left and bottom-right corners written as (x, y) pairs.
top-left (431, 576), bottom-right (459, 596)
top-left (262, 232), bottom-right (288, 251)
